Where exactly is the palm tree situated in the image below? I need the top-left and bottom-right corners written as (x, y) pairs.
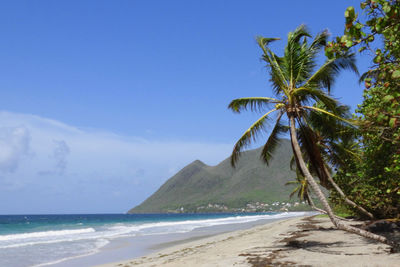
top-left (228, 25), bottom-right (393, 246)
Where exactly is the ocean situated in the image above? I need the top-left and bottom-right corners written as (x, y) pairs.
top-left (0, 212), bottom-right (308, 267)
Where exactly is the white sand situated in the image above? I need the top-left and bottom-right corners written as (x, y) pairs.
top-left (97, 216), bottom-right (400, 267)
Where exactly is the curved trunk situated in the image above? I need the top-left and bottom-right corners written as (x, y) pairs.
top-left (323, 165), bottom-right (374, 219)
top-left (289, 116), bottom-right (396, 248)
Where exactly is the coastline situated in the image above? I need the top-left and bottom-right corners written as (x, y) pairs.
top-left (49, 213), bottom-right (309, 267)
top-left (96, 216), bottom-right (400, 267)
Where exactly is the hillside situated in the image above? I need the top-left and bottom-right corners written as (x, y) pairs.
top-left (128, 139), bottom-right (302, 213)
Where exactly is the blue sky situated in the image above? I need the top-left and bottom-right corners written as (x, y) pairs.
top-left (0, 0), bottom-right (368, 214)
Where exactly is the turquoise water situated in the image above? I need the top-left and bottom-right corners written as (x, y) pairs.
top-left (0, 213), bottom-right (270, 235)
top-left (0, 212), bottom-right (307, 267)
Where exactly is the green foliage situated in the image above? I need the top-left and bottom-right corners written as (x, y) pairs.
top-left (330, 0), bottom-right (400, 219)
top-left (332, 200), bottom-right (358, 218)
top-left (229, 25), bottom-right (357, 173)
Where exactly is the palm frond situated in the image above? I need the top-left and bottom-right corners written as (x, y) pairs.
top-left (287, 24), bottom-right (311, 44)
top-left (285, 181), bottom-right (299, 185)
top-left (292, 42), bottom-right (317, 86)
top-left (309, 30), bottom-right (328, 51)
top-left (260, 112), bottom-right (287, 165)
top-left (230, 108), bottom-right (278, 167)
top-left (228, 97), bottom-right (281, 113)
top-left (304, 102), bottom-right (353, 142)
top-left (256, 37), bottom-right (280, 47)
top-left (294, 87), bottom-right (339, 111)
top-left (257, 37), bottom-right (290, 95)
top-left (284, 25), bottom-right (313, 85)
top-left (289, 186), bottom-right (301, 198)
top-left (303, 105), bottom-right (355, 125)
top-left (303, 52), bottom-right (358, 92)
top-left (294, 30), bottom-right (328, 86)
top-left (327, 141), bottom-right (362, 167)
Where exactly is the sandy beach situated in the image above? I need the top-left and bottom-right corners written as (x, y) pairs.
top-left (97, 216), bottom-right (400, 267)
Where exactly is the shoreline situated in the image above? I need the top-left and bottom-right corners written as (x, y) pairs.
top-left (96, 216), bottom-right (400, 267)
top-left (50, 213), bottom-right (309, 267)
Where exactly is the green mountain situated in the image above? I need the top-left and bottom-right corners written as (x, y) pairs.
top-left (128, 139), bottom-right (301, 213)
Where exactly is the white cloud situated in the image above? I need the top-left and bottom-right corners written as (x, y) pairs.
top-left (38, 140), bottom-right (70, 176)
top-left (0, 126), bottom-right (31, 173)
top-left (0, 111), bottom-right (233, 213)
top-left (52, 140), bottom-right (70, 173)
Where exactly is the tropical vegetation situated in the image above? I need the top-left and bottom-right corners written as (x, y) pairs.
top-left (228, 23), bottom-right (396, 247)
top-left (327, 0), bottom-right (400, 220)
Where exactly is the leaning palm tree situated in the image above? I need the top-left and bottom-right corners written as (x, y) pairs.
top-left (229, 25), bottom-right (394, 246)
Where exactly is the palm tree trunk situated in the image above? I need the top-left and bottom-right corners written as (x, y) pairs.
top-left (323, 165), bottom-right (374, 219)
top-left (289, 116), bottom-right (395, 248)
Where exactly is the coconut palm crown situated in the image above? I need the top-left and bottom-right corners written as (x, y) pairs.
top-left (228, 24), bottom-right (358, 167)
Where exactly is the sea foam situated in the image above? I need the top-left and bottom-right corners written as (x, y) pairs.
top-left (0, 228), bottom-right (96, 241)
